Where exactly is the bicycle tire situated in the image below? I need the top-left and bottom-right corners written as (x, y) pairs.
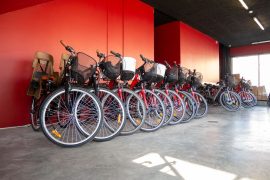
top-left (219, 91), bottom-right (241, 111)
top-left (135, 89), bottom-right (166, 132)
top-left (30, 97), bottom-right (40, 131)
top-left (167, 90), bottom-right (186, 125)
top-left (154, 89), bottom-right (174, 126)
top-left (40, 87), bottom-right (103, 147)
top-left (192, 92), bottom-right (208, 118)
top-left (113, 88), bottom-right (146, 135)
top-left (90, 88), bottom-right (126, 142)
top-left (238, 91), bottom-right (257, 108)
top-left (178, 91), bottom-right (196, 123)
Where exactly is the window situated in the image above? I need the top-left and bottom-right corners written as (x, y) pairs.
top-left (232, 54), bottom-right (270, 93)
top-left (259, 54), bottom-right (270, 93)
top-left (232, 55), bottom-right (258, 86)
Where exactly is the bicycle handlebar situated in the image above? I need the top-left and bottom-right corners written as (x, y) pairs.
top-left (140, 54), bottom-right (146, 61)
top-left (140, 54), bottom-right (154, 63)
top-left (96, 50), bottom-right (105, 59)
top-left (110, 51), bottom-right (121, 58)
top-left (193, 69), bottom-right (197, 76)
top-left (164, 60), bottom-right (171, 68)
top-left (60, 40), bottom-right (66, 48)
top-left (60, 40), bottom-right (75, 54)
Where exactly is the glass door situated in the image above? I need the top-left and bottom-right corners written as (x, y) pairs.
top-left (232, 55), bottom-right (259, 86)
top-left (259, 54), bottom-right (270, 93)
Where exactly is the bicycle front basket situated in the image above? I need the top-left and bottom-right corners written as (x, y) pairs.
top-left (242, 81), bottom-right (251, 89)
top-left (141, 62), bottom-right (157, 82)
top-left (193, 72), bottom-right (203, 88)
top-left (153, 63), bottom-right (166, 83)
top-left (165, 64), bottom-right (178, 83)
top-left (71, 52), bottom-right (97, 84)
top-left (121, 57), bottom-right (136, 81)
top-left (99, 55), bottom-right (121, 80)
top-left (178, 67), bottom-right (189, 84)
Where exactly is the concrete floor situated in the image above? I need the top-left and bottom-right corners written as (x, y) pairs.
top-left (1, 107), bottom-right (270, 180)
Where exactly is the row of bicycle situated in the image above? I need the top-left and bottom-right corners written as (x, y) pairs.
top-left (27, 41), bottom-right (253, 147)
top-left (199, 76), bottom-right (257, 110)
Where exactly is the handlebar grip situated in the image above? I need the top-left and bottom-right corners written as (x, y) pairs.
top-left (110, 50), bottom-right (121, 57)
top-left (60, 40), bottom-right (75, 54)
top-left (139, 54), bottom-right (155, 64)
top-left (193, 69), bottom-right (196, 75)
top-left (164, 60), bottom-right (171, 68)
top-left (164, 60), bottom-right (168, 65)
top-left (149, 59), bottom-right (155, 63)
top-left (140, 54), bottom-right (145, 61)
top-left (96, 50), bottom-right (105, 58)
top-left (60, 40), bottom-right (66, 48)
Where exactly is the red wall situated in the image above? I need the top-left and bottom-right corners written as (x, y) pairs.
top-left (0, 0), bottom-right (154, 128)
top-left (230, 43), bottom-right (270, 57)
top-left (124, 0), bottom-right (154, 67)
top-left (154, 22), bottom-right (180, 64)
top-left (180, 22), bottom-right (219, 83)
top-left (154, 21), bottom-right (219, 83)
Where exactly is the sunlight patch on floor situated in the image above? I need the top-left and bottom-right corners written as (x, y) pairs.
top-left (164, 156), bottom-right (236, 180)
top-left (132, 153), bottom-right (166, 168)
top-left (132, 153), bottom-right (254, 180)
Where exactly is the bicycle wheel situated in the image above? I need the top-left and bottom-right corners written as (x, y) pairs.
top-left (167, 90), bottom-right (185, 125)
top-left (30, 97), bottom-right (40, 131)
top-left (40, 87), bottom-right (103, 147)
top-left (238, 91), bottom-right (256, 108)
top-left (192, 92), bottom-right (208, 118)
top-left (219, 91), bottom-right (241, 111)
top-left (249, 92), bottom-right (257, 107)
top-left (154, 89), bottom-right (174, 126)
top-left (91, 88), bottom-right (126, 141)
top-left (178, 91), bottom-right (196, 123)
top-left (113, 88), bottom-right (146, 135)
top-left (135, 89), bottom-right (166, 132)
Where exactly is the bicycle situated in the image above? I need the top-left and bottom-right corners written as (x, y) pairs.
top-left (57, 45), bottom-right (126, 142)
top-left (174, 66), bottom-right (197, 123)
top-left (78, 51), bottom-right (127, 142)
top-left (59, 51), bottom-right (126, 141)
top-left (201, 74), bottom-right (241, 111)
top-left (234, 77), bottom-right (257, 108)
top-left (129, 55), bottom-right (167, 131)
top-left (96, 50), bottom-right (146, 135)
top-left (159, 61), bottom-right (186, 125)
top-left (39, 41), bottom-right (103, 147)
top-left (140, 55), bottom-right (175, 127)
top-left (184, 69), bottom-right (208, 118)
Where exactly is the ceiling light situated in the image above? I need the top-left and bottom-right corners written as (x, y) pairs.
top-left (238, 0), bottom-right (249, 10)
top-left (248, 10), bottom-right (253, 14)
top-left (253, 17), bottom-right (265, 30)
top-left (252, 40), bottom-right (270, 45)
